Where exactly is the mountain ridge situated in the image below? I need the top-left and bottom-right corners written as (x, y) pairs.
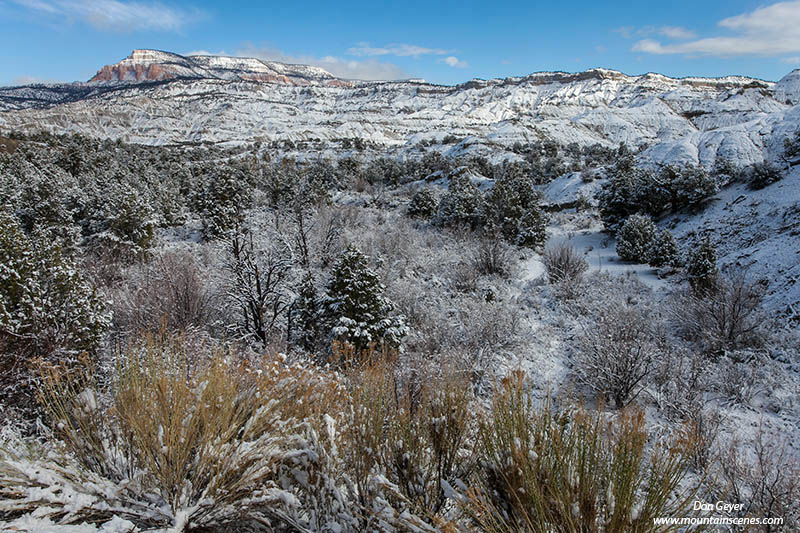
top-left (0, 50), bottom-right (797, 171)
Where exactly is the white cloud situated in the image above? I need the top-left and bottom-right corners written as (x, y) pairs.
top-left (347, 42), bottom-right (450, 57)
top-left (657, 26), bottom-right (696, 39)
top-left (614, 25), bottom-right (695, 40)
top-left (9, 0), bottom-right (202, 32)
top-left (440, 56), bottom-right (468, 68)
top-left (234, 45), bottom-right (410, 81)
top-left (632, 1), bottom-right (800, 56)
top-left (782, 56), bottom-right (800, 64)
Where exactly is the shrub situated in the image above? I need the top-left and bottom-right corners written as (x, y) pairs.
top-left (484, 173), bottom-right (547, 248)
top-left (0, 212), bottom-right (108, 418)
top-left (673, 273), bottom-right (766, 352)
top-left (616, 214), bottom-right (657, 263)
top-left (461, 371), bottom-right (696, 532)
top-left (542, 242), bottom-right (589, 284)
top-left (685, 238), bottom-right (718, 297)
top-left (648, 228), bottom-right (679, 268)
top-left (747, 162), bottom-right (783, 190)
top-left (0, 338), bottom-right (332, 531)
top-left (576, 303), bottom-right (656, 408)
top-left (112, 248), bottom-right (213, 337)
top-left (472, 229), bottom-right (515, 278)
top-left (407, 188), bottom-right (438, 219)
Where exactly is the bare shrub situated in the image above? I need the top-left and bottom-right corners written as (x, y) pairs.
top-left (472, 230), bottom-right (515, 278)
top-left (112, 247), bottom-right (214, 337)
top-left (717, 425), bottom-right (800, 531)
top-left (673, 273), bottom-right (766, 353)
top-left (461, 371), bottom-right (696, 532)
top-left (542, 242), bottom-right (588, 284)
top-left (576, 303), bottom-right (656, 408)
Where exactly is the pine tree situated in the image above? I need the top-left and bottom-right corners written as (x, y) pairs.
top-left (686, 238), bottom-right (719, 297)
top-left (484, 172), bottom-right (547, 249)
top-left (322, 245), bottom-right (407, 353)
top-left (616, 214), bottom-right (657, 263)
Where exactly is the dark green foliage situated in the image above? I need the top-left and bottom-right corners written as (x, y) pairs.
top-left (616, 214), bottom-right (657, 263)
top-left (649, 229), bottom-right (679, 268)
top-left (686, 238), bottom-right (719, 297)
top-left (784, 129), bottom-right (800, 160)
top-left (0, 211), bottom-right (108, 413)
top-left (407, 188), bottom-right (438, 219)
top-left (598, 159), bottom-right (718, 231)
top-left (322, 245), bottom-right (407, 353)
top-left (436, 173), bottom-right (485, 229)
top-left (484, 172), bottom-right (547, 249)
top-left (291, 272), bottom-right (323, 352)
top-left (199, 170), bottom-right (252, 239)
top-left (747, 162), bottom-right (783, 190)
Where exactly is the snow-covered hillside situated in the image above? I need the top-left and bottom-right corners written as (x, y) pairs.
top-left (0, 50), bottom-right (798, 168)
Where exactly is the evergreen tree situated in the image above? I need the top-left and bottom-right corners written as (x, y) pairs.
top-left (616, 214), bottom-right (657, 263)
top-left (200, 170), bottom-right (251, 239)
top-left (322, 245), bottom-right (407, 353)
top-left (0, 211), bottom-right (109, 413)
top-left (686, 238), bottom-right (719, 297)
top-left (484, 172), bottom-right (547, 248)
top-left (436, 173), bottom-right (485, 229)
top-left (407, 188), bottom-right (438, 219)
top-left (291, 272), bottom-right (322, 352)
top-left (648, 229), bottom-right (679, 268)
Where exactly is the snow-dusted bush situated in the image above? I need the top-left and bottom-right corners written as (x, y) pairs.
top-left (111, 247), bottom-right (214, 337)
top-left (576, 303), bottom-right (656, 408)
top-left (462, 371), bottom-right (696, 532)
top-left (322, 245), bottom-right (408, 354)
top-left (542, 243), bottom-right (588, 284)
top-left (0, 212), bottom-right (109, 418)
top-left (685, 238), bottom-right (718, 297)
top-left (747, 161), bottom-right (783, 190)
top-left (1, 338), bottom-right (335, 531)
top-left (648, 228), bottom-right (679, 268)
top-left (717, 426), bottom-right (800, 530)
top-left (673, 273), bottom-right (766, 352)
top-left (615, 214), bottom-right (657, 263)
top-left (472, 230), bottom-right (515, 278)
top-left (407, 187), bottom-right (438, 219)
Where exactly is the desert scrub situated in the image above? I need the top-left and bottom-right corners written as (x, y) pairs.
top-left (0, 335), bottom-right (336, 531)
top-left (460, 371), bottom-right (697, 532)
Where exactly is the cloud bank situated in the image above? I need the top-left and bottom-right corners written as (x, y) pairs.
top-left (632, 1), bottom-right (800, 57)
top-left (10, 0), bottom-right (202, 32)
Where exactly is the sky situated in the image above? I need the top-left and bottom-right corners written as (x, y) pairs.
top-left (1, 0), bottom-right (800, 86)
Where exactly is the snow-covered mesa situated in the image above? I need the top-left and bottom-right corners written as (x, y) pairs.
top-left (0, 50), bottom-right (798, 167)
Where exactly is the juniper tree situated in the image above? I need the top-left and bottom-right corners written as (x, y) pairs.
top-left (322, 245), bottom-right (407, 354)
top-left (0, 211), bottom-right (108, 416)
top-left (686, 238), bottom-right (719, 297)
top-left (648, 228), bottom-right (679, 268)
top-left (436, 173), bottom-right (485, 229)
top-left (407, 188), bottom-right (438, 219)
top-left (616, 214), bottom-right (657, 263)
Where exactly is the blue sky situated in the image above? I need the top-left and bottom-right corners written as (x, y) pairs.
top-left (2, 0), bottom-right (800, 86)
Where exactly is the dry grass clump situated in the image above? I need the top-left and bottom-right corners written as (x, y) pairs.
top-left (461, 371), bottom-right (696, 532)
top-left (1, 336), bottom-right (337, 531)
top-left (543, 242), bottom-right (589, 285)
